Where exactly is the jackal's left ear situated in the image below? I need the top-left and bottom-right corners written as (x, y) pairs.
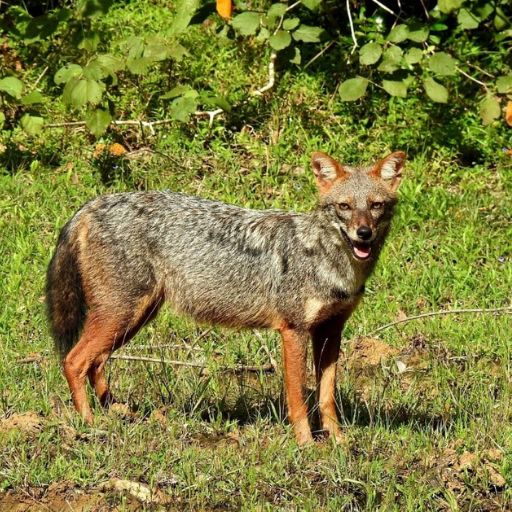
top-left (371, 151), bottom-right (406, 192)
top-left (311, 152), bottom-right (349, 194)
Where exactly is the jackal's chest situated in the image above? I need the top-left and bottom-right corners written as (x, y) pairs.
top-left (303, 291), bottom-right (362, 327)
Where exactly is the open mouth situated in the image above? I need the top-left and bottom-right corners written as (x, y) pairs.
top-left (351, 241), bottom-right (372, 260)
top-left (340, 230), bottom-right (372, 260)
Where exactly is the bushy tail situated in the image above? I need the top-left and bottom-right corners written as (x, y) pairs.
top-left (46, 224), bottom-right (86, 358)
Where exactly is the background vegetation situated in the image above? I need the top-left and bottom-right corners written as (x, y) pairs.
top-left (1, 0), bottom-right (511, 510)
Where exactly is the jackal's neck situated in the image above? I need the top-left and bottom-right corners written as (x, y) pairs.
top-left (303, 207), bottom-right (387, 293)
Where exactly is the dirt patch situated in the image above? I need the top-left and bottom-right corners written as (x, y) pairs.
top-left (0, 480), bottom-right (175, 511)
top-left (347, 337), bottom-right (399, 371)
top-left (426, 446), bottom-right (506, 492)
top-left (0, 412), bottom-right (44, 436)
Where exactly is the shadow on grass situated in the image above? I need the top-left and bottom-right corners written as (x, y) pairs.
top-left (0, 140), bottom-right (63, 174)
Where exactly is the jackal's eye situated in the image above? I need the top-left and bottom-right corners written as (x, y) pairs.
top-left (337, 203), bottom-right (351, 211)
top-left (371, 202), bottom-right (384, 210)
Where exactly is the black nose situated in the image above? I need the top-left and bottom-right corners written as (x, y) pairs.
top-left (356, 226), bottom-right (372, 241)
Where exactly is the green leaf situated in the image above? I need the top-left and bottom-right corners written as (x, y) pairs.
top-left (167, 43), bottom-right (188, 61)
top-left (170, 0), bottom-right (200, 35)
top-left (0, 111), bottom-right (5, 129)
top-left (0, 76), bottom-right (23, 99)
top-left (359, 42), bottom-right (382, 66)
top-left (54, 64), bottom-right (83, 85)
top-left (95, 54), bottom-right (125, 73)
top-left (232, 12), bottom-right (261, 36)
top-left (407, 24), bottom-right (429, 43)
top-left (405, 47), bottom-right (423, 65)
top-left (85, 108), bottom-right (112, 136)
top-left (20, 91), bottom-right (44, 105)
top-left (126, 36), bottom-right (144, 59)
top-left (256, 27), bottom-right (270, 41)
top-left (301, 0), bottom-right (321, 10)
top-left (62, 77), bottom-right (105, 107)
top-left (83, 61), bottom-right (106, 80)
top-left (457, 8), bottom-right (479, 29)
top-left (438, 0), bottom-right (464, 14)
top-left (199, 93), bottom-right (231, 112)
top-left (170, 95), bottom-right (198, 122)
top-left (479, 95), bottom-right (501, 125)
top-left (382, 79), bottom-right (407, 97)
top-left (476, 3), bottom-right (493, 21)
top-left (126, 57), bottom-right (152, 75)
top-left (78, 30), bottom-right (100, 52)
top-left (387, 24), bottom-right (409, 43)
top-left (378, 46), bottom-right (403, 73)
top-left (423, 77), bottom-right (448, 103)
top-left (269, 30), bottom-right (292, 51)
top-left (283, 17), bottom-right (300, 31)
top-left (20, 114), bottom-right (44, 135)
top-left (430, 23), bottom-right (448, 31)
top-left (292, 25), bottom-right (323, 43)
top-left (339, 77), bottom-right (368, 101)
top-left (267, 3), bottom-right (287, 20)
top-left (429, 52), bottom-right (457, 76)
top-left (290, 47), bottom-right (301, 65)
top-left (161, 85), bottom-right (197, 99)
top-left (144, 37), bottom-right (171, 61)
top-left (23, 13), bottom-right (60, 43)
top-left (493, 7), bottom-right (508, 31)
top-left (79, 0), bottom-right (113, 17)
top-left (496, 75), bottom-right (512, 94)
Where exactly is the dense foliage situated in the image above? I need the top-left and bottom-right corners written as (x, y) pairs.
top-left (0, 0), bottom-right (511, 136)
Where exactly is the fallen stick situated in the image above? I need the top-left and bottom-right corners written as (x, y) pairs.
top-left (109, 354), bottom-right (275, 375)
top-left (367, 305), bottom-right (512, 336)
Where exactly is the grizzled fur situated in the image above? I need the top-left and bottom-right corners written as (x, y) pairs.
top-left (46, 151), bottom-right (405, 445)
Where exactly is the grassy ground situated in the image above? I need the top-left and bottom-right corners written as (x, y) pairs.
top-left (1, 1), bottom-right (512, 510)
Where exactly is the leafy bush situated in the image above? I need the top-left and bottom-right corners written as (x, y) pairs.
top-left (0, 0), bottom-right (510, 136)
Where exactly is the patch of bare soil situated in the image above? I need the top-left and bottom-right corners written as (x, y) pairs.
top-left (347, 337), bottom-right (399, 371)
top-left (426, 447), bottom-right (507, 493)
top-left (0, 412), bottom-right (44, 436)
top-left (0, 480), bottom-right (176, 511)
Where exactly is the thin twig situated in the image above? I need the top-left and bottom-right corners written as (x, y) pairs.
top-left (367, 306), bottom-right (512, 336)
top-left (252, 51), bottom-right (277, 96)
top-left (304, 41), bottom-right (335, 69)
top-left (110, 354), bottom-right (275, 375)
top-left (371, 0), bottom-right (398, 16)
top-left (33, 65), bottom-right (49, 90)
top-left (346, 0), bottom-right (358, 54)
top-left (122, 343), bottom-right (204, 352)
top-left (456, 67), bottom-right (488, 90)
top-left (44, 110), bottom-right (224, 131)
top-left (466, 62), bottom-right (495, 79)
top-left (418, 0), bottom-right (429, 19)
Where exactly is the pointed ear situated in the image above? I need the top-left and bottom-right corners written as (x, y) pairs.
top-left (371, 151), bottom-right (406, 192)
top-left (311, 152), bottom-right (348, 194)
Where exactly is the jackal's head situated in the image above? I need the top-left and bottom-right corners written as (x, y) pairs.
top-left (312, 151), bottom-right (406, 261)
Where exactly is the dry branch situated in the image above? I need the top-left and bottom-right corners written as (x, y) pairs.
top-left (367, 305), bottom-right (512, 336)
top-left (110, 354), bottom-right (275, 375)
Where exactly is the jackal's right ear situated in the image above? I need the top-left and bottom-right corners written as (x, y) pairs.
top-left (311, 152), bottom-right (348, 194)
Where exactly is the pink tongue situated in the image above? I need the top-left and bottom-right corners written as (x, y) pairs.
top-left (354, 245), bottom-right (371, 259)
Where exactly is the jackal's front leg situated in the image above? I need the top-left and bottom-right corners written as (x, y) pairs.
top-left (279, 326), bottom-right (314, 446)
top-left (311, 318), bottom-right (344, 442)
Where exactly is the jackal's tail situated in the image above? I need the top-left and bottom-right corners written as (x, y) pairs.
top-left (46, 224), bottom-right (86, 358)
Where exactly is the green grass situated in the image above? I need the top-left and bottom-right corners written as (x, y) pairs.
top-left (1, 1), bottom-right (512, 510)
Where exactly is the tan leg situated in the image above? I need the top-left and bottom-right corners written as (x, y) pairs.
top-left (63, 314), bottom-right (127, 423)
top-left (279, 326), bottom-right (314, 446)
top-left (87, 353), bottom-right (115, 407)
top-left (311, 317), bottom-right (345, 442)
